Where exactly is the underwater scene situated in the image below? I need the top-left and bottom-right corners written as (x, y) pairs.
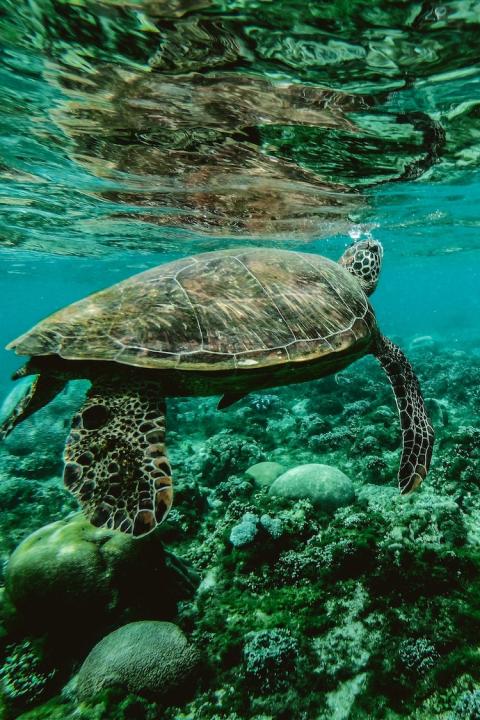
top-left (1, 1), bottom-right (480, 718)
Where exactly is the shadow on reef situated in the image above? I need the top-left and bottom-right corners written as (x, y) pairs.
top-left (0, 339), bottom-right (480, 718)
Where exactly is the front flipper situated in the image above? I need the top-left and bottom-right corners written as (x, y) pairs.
top-left (0, 373), bottom-right (66, 440)
top-left (63, 376), bottom-right (172, 538)
top-left (374, 335), bottom-right (434, 493)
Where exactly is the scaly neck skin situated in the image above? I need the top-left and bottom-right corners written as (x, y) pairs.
top-left (338, 239), bottom-right (384, 296)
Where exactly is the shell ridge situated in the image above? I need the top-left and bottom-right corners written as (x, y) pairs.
top-left (10, 248), bottom-right (374, 370)
top-left (295, 252), bottom-right (368, 320)
top-left (231, 254), bottom-right (298, 345)
top-left (295, 252), bottom-right (371, 344)
top-left (175, 256), bottom-right (269, 356)
top-left (172, 261), bottom-right (206, 352)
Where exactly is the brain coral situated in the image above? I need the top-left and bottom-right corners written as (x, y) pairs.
top-left (76, 621), bottom-right (199, 702)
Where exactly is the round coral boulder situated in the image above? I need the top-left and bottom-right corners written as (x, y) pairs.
top-left (4, 516), bottom-right (197, 640)
top-left (245, 461), bottom-right (286, 488)
top-left (76, 621), bottom-right (199, 702)
top-left (269, 463), bottom-right (355, 511)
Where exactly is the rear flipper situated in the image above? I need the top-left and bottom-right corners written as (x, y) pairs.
top-left (0, 372), bottom-right (66, 440)
top-left (374, 335), bottom-right (434, 493)
top-left (63, 375), bottom-right (172, 538)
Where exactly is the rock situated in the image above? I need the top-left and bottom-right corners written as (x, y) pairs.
top-left (5, 516), bottom-right (198, 641)
top-left (269, 464), bottom-right (355, 511)
top-left (324, 673), bottom-right (368, 720)
top-left (245, 461), bottom-right (286, 488)
top-left (76, 621), bottom-right (199, 702)
top-left (409, 335), bottom-right (437, 352)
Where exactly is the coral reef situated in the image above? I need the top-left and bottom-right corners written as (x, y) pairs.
top-left (76, 621), bottom-right (199, 702)
top-left (4, 516), bottom-right (198, 655)
top-left (243, 628), bottom-right (298, 689)
top-left (229, 513), bottom-right (259, 549)
top-left (0, 382), bottom-right (87, 558)
top-left (269, 463), bottom-right (355, 510)
top-left (0, 640), bottom-right (55, 706)
top-left (452, 690), bottom-right (480, 720)
top-left (0, 345), bottom-right (480, 719)
top-left (245, 461), bottom-right (286, 488)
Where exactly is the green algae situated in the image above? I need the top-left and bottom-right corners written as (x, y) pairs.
top-left (14, 692), bottom-right (158, 720)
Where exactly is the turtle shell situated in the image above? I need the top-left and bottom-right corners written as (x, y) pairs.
top-left (7, 248), bottom-right (376, 371)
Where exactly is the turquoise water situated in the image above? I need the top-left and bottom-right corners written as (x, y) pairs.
top-left (2, 225), bottom-right (479, 396)
top-left (1, 2), bottom-right (480, 719)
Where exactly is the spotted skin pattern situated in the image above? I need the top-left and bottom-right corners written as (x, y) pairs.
top-left (375, 336), bottom-right (434, 493)
top-left (338, 239), bottom-right (383, 296)
top-left (63, 376), bottom-right (172, 537)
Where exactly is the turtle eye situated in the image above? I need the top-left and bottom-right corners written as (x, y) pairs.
top-left (81, 404), bottom-right (109, 430)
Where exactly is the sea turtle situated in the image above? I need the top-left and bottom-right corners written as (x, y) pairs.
top-left (0, 241), bottom-right (434, 537)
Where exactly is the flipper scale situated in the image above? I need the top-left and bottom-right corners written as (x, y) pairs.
top-left (64, 375), bottom-right (172, 538)
top-left (374, 335), bottom-right (434, 493)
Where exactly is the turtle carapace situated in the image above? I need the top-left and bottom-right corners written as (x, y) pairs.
top-left (1, 241), bottom-right (434, 537)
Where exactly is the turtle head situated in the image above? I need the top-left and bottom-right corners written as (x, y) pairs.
top-left (338, 239), bottom-right (383, 296)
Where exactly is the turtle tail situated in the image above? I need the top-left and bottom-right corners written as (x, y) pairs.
top-left (63, 374), bottom-right (172, 538)
top-left (373, 335), bottom-right (434, 493)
